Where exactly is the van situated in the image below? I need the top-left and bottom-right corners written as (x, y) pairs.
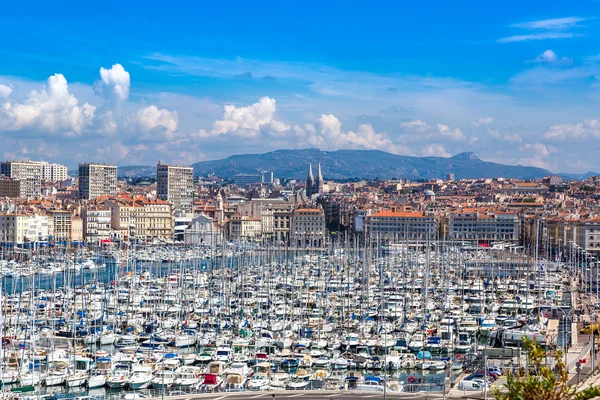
top-left (458, 380), bottom-right (482, 391)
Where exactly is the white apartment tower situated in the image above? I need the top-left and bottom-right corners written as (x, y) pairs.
top-left (78, 163), bottom-right (118, 200)
top-left (42, 163), bottom-right (68, 181)
top-left (0, 161), bottom-right (44, 198)
top-left (156, 162), bottom-right (195, 214)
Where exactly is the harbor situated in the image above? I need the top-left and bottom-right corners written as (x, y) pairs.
top-left (0, 239), bottom-right (589, 399)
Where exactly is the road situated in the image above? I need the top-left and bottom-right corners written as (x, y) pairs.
top-left (143, 389), bottom-right (506, 400)
top-left (146, 391), bottom-right (450, 400)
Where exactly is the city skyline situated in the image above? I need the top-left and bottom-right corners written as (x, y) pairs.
top-left (1, 2), bottom-right (600, 172)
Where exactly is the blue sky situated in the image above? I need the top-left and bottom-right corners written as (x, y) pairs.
top-left (1, 1), bottom-right (600, 172)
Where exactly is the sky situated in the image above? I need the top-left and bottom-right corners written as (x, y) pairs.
top-left (1, 1), bottom-right (600, 173)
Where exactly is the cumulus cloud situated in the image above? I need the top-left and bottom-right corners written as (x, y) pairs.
top-left (519, 142), bottom-right (554, 157)
top-left (544, 119), bottom-right (600, 140)
top-left (305, 114), bottom-right (404, 153)
top-left (210, 97), bottom-right (289, 137)
top-left (537, 50), bottom-right (558, 63)
top-left (0, 85), bottom-right (12, 99)
top-left (400, 120), bottom-right (429, 130)
top-left (516, 143), bottom-right (556, 170)
top-left (421, 144), bottom-right (450, 157)
top-left (96, 142), bottom-right (130, 161)
top-left (399, 120), bottom-right (466, 142)
top-left (93, 110), bottom-right (118, 135)
top-left (533, 50), bottom-right (572, 65)
top-left (96, 64), bottom-right (131, 102)
top-left (134, 105), bottom-right (178, 137)
top-left (436, 124), bottom-right (466, 140)
top-left (0, 73), bottom-right (95, 136)
top-left (472, 117), bottom-right (493, 126)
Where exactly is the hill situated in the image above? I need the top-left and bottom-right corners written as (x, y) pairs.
top-left (117, 165), bottom-right (156, 178)
top-left (189, 148), bottom-right (551, 180)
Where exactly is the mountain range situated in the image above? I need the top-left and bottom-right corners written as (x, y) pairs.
top-left (114, 148), bottom-right (585, 180)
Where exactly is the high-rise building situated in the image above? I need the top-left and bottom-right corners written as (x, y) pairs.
top-left (156, 163), bottom-right (195, 213)
top-left (261, 171), bottom-right (274, 185)
top-left (42, 163), bottom-right (68, 181)
top-left (0, 161), bottom-right (44, 198)
top-left (78, 163), bottom-right (117, 200)
top-left (233, 173), bottom-right (262, 186)
top-left (0, 179), bottom-right (24, 198)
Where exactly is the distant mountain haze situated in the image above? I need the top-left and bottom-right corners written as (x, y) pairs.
top-left (115, 149), bottom-right (561, 180)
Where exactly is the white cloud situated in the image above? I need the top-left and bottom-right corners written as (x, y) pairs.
top-left (500, 17), bottom-right (586, 43)
top-left (537, 50), bottom-right (557, 63)
top-left (516, 143), bottom-right (556, 170)
top-left (96, 142), bottom-right (131, 164)
top-left (0, 73), bottom-right (95, 136)
top-left (400, 120), bottom-right (429, 129)
top-left (399, 120), bottom-right (466, 142)
top-left (315, 114), bottom-right (342, 137)
top-left (499, 32), bottom-right (580, 43)
top-left (511, 17), bottom-right (586, 31)
top-left (472, 116), bottom-right (493, 126)
top-left (93, 110), bottom-right (118, 135)
top-left (520, 142), bottom-right (553, 157)
top-left (504, 133), bottom-right (523, 143)
top-left (421, 144), bottom-right (450, 157)
top-left (436, 124), bottom-right (466, 140)
top-left (518, 156), bottom-right (553, 170)
top-left (306, 114), bottom-right (404, 153)
top-left (134, 105), bottom-right (178, 135)
top-left (543, 119), bottom-right (600, 140)
top-left (533, 50), bottom-right (572, 65)
top-left (96, 64), bottom-right (130, 102)
top-left (0, 85), bottom-right (12, 99)
top-left (210, 97), bottom-right (288, 137)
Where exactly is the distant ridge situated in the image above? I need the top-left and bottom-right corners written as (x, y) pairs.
top-left (118, 165), bottom-right (156, 178)
top-left (117, 149), bottom-right (557, 180)
top-left (183, 148), bottom-right (552, 180)
top-left (557, 171), bottom-right (599, 181)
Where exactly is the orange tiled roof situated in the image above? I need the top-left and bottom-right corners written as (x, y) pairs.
top-left (370, 210), bottom-right (426, 218)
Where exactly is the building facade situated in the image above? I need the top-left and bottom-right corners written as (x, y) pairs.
top-left (48, 210), bottom-right (72, 243)
top-left (450, 210), bottom-right (519, 242)
top-left (42, 163), bottom-right (68, 181)
top-left (0, 179), bottom-right (24, 198)
top-left (233, 173), bottom-right (262, 186)
top-left (0, 161), bottom-right (43, 197)
top-left (82, 206), bottom-right (112, 243)
top-left (78, 163), bottom-right (118, 200)
top-left (291, 208), bottom-right (326, 247)
top-left (156, 163), bottom-right (195, 214)
top-left (184, 214), bottom-right (219, 245)
top-left (105, 196), bottom-right (173, 241)
top-left (227, 215), bottom-right (262, 241)
top-left (365, 210), bottom-right (437, 240)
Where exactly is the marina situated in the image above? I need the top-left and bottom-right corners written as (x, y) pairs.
top-left (0, 239), bottom-right (578, 398)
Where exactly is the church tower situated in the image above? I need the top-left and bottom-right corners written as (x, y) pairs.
top-left (306, 163), bottom-right (316, 197)
top-left (316, 163), bottom-right (324, 194)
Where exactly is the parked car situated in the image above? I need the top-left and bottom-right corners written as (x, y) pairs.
top-left (487, 366), bottom-right (503, 376)
top-left (465, 373), bottom-right (496, 382)
top-left (458, 380), bottom-right (484, 391)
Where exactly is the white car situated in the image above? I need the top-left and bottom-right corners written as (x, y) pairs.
top-left (120, 394), bottom-right (147, 400)
top-left (458, 380), bottom-right (484, 391)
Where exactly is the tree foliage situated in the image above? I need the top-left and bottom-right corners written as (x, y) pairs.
top-left (494, 337), bottom-right (600, 400)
